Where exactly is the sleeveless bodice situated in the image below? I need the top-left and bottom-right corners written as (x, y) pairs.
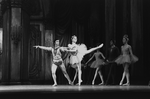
top-left (52, 47), bottom-right (62, 61)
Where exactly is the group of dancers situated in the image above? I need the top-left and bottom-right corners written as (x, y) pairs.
top-left (34, 34), bottom-right (138, 86)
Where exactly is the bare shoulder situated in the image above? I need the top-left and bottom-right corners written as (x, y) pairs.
top-left (127, 44), bottom-right (131, 48)
top-left (98, 51), bottom-right (102, 54)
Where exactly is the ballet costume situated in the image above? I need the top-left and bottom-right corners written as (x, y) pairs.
top-left (68, 43), bottom-right (87, 85)
top-left (68, 43), bottom-right (87, 68)
top-left (115, 44), bottom-right (138, 64)
top-left (90, 52), bottom-right (105, 68)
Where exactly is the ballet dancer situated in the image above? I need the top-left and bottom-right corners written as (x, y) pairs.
top-left (34, 39), bottom-right (72, 86)
top-left (115, 34), bottom-right (138, 86)
top-left (85, 49), bottom-right (105, 85)
top-left (67, 35), bottom-right (103, 86)
top-left (105, 40), bottom-right (119, 85)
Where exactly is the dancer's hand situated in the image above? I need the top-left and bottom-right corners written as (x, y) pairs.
top-left (33, 45), bottom-right (39, 49)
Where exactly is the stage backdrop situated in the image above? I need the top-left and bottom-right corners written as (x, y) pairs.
top-left (47, 0), bottom-right (145, 85)
top-left (0, 0), bottom-right (147, 85)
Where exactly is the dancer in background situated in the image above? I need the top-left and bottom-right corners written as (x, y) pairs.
top-left (105, 40), bottom-right (119, 85)
top-left (34, 39), bottom-right (72, 86)
top-left (85, 49), bottom-right (105, 85)
top-left (115, 34), bottom-right (138, 86)
top-left (67, 35), bottom-right (103, 85)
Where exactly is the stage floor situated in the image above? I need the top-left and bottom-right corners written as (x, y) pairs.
top-left (0, 85), bottom-right (150, 99)
top-left (0, 85), bottom-right (150, 92)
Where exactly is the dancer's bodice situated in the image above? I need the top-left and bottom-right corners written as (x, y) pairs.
top-left (94, 52), bottom-right (103, 60)
top-left (121, 44), bottom-right (130, 55)
top-left (52, 47), bottom-right (62, 61)
top-left (68, 44), bottom-right (78, 56)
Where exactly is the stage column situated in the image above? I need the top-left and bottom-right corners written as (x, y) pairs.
top-left (1, 0), bottom-right (31, 84)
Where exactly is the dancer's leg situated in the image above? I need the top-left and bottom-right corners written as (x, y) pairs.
top-left (92, 68), bottom-right (99, 85)
top-left (72, 68), bottom-right (78, 85)
top-left (112, 63), bottom-right (116, 85)
top-left (60, 62), bottom-right (72, 85)
top-left (119, 64), bottom-right (126, 85)
top-left (98, 67), bottom-right (104, 85)
top-left (77, 62), bottom-right (82, 85)
top-left (123, 63), bottom-right (130, 86)
top-left (51, 63), bottom-right (58, 86)
top-left (105, 64), bottom-right (113, 85)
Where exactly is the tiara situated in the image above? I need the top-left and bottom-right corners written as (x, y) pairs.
top-left (123, 34), bottom-right (129, 41)
top-left (71, 35), bottom-right (77, 39)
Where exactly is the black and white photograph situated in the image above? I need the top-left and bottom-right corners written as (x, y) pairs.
top-left (0, 0), bottom-right (149, 99)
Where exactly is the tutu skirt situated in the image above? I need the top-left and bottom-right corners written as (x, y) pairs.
top-left (115, 54), bottom-right (138, 64)
top-left (69, 44), bottom-right (87, 68)
top-left (130, 54), bottom-right (139, 63)
top-left (90, 59), bottom-right (105, 68)
top-left (70, 55), bottom-right (80, 65)
top-left (76, 44), bottom-right (87, 62)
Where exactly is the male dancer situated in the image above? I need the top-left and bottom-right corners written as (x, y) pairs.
top-left (105, 40), bottom-right (119, 85)
top-left (34, 39), bottom-right (72, 86)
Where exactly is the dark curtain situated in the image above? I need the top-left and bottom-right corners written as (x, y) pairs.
top-left (143, 0), bottom-right (150, 84)
top-left (130, 0), bottom-right (144, 84)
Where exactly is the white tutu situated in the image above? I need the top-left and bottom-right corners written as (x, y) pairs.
top-left (77, 44), bottom-right (87, 62)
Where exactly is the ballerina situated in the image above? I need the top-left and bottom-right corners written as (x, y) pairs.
top-left (115, 34), bottom-right (138, 86)
top-left (33, 39), bottom-right (72, 86)
top-left (85, 49), bottom-right (105, 85)
top-left (67, 35), bottom-right (103, 85)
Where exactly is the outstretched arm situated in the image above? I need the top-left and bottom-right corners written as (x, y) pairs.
top-left (33, 45), bottom-right (52, 51)
top-left (100, 52), bottom-right (105, 59)
top-left (59, 47), bottom-right (70, 52)
top-left (85, 43), bottom-right (103, 55)
top-left (66, 49), bottom-right (77, 52)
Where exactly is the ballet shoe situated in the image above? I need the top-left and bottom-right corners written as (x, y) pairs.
top-left (76, 83), bottom-right (81, 86)
top-left (68, 81), bottom-right (72, 84)
top-left (76, 81), bottom-right (82, 86)
top-left (119, 82), bottom-right (123, 86)
top-left (69, 82), bottom-right (74, 85)
top-left (123, 83), bottom-right (130, 86)
top-left (92, 81), bottom-right (95, 85)
top-left (99, 82), bottom-right (104, 85)
top-left (52, 83), bottom-right (57, 87)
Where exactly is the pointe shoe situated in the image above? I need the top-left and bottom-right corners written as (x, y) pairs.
top-left (76, 82), bottom-right (81, 86)
top-left (99, 82), bottom-right (104, 85)
top-left (69, 82), bottom-right (74, 85)
top-left (92, 81), bottom-right (95, 85)
top-left (123, 83), bottom-right (130, 86)
top-left (119, 82), bottom-right (123, 86)
top-left (52, 83), bottom-right (57, 87)
top-left (76, 81), bottom-right (82, 86)
top-left (68, 81), bottom-right (72, 85)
